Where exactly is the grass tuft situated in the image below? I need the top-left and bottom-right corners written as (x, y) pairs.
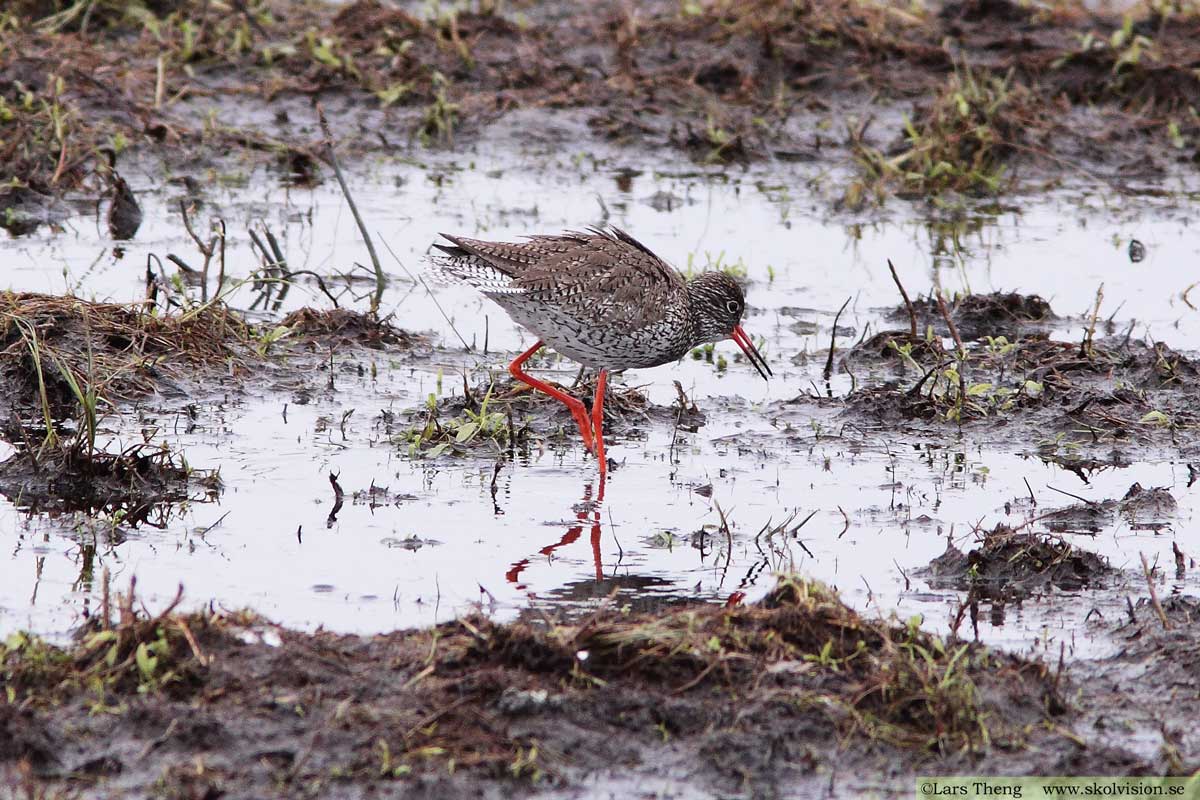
top-left (852, 64), bottom-right (1038, 201)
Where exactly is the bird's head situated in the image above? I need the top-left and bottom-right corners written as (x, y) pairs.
top-left (687, 272), bottom-right (771, 381)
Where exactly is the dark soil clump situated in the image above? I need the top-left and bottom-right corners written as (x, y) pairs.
top-left (0, 442), bottom-right (220, 524)
top-left (892, 292), bottom-right (1055, 341)
top-left (920, 526), bottom-right (1112, 601)
top-left (1117, 482), bottom-right (1178, 531)
top-left (279, 307), bottom-right (418, 349)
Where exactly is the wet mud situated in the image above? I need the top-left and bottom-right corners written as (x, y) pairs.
top-left (834, 293), bottom-right (1200, 463)
top-left (2, 252), bottom-right (1199, 796)
top-left (3, 0), bottom-right (1200, 227)
top-left (0, 292), bottom-right (415, 517)
top-left (920, 526), bottom-right (1113, 600)
top-left (5, 576), bottom-right (1186, 800)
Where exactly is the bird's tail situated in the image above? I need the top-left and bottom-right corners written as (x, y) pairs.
top-left (426, 236), bottom-right (526, 295)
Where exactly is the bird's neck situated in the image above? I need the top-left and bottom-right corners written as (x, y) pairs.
top-left (683, 279), bottom-right (716, 348)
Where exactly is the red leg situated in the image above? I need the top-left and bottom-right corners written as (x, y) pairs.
top-left (509, 341), bottom-right (594, 453)
top-left (592, 369), bottom-right (608, 481)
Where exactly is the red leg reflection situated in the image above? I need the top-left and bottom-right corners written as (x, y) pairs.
top-left (506, 481), bottom-right (604, 588)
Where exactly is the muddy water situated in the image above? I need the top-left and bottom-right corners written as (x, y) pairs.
top-left (3, 131), bottom-right (1199, 650)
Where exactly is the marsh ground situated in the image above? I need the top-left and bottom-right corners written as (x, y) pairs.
top-left (2, 0), bottom-right (1200, 797)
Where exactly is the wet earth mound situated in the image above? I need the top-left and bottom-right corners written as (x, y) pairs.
top-left (920, 526), bottom-right (1113, 601)
top-left (396, 373), bottom-right (703, 459)
top-left (0, 442), bottom-right (221, 525)
top-left (279, 308), bottom-right (419, 349)
top-left (0, 292), bottom-right (246, 422)
top-left (0, 575), bottom-right (1096, 798)
top-left (839, 293), bottom-right (1200, 454)
top-left (896, 292), bottom-right (1055, 341)
top-left (1039, 482), bottom-right (1177, 535)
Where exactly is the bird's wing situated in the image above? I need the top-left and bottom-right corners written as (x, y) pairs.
top-left (436, 232), bottom-right (571, 276)
top-left (508, 227), bottom-right (688, 332)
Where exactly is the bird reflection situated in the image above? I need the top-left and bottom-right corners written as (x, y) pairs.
top-left (506, 480), bottom-right (603, 588)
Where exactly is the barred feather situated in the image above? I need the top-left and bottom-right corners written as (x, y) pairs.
top-left (424, 228), bottom-right (752, 372)
top-left (427, 251), bottom-right (529, 295)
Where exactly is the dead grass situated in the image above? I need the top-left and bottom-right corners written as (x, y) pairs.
top-left (1, 572), bottom-right (1067, 795)
top-left (476, 574), bottom-right (1061, 752)
top-left (0, 291), bottom-right (248, 416)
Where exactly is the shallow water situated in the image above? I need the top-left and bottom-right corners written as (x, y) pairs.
top-left (3, 127), bottom-right (1199, 652)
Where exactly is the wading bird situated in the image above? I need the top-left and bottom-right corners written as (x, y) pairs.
top-left (431, 227), bottom-right (771, 480)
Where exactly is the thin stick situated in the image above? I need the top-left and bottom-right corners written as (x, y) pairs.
top-left (176, 618), bottom-right (209, 666)
top-left (100, 567), bottom-right (111, 629)
top-left (1182, 282), bottom-right (1198, 311)
top-left (935, 292), bottom-right (966, 357)
top-left (50, 136), bottom-right (68, 186)
top-left (1081, 283), bottom-right (1104, 359)
top-left (154, 54), bottom-right (166, 110)
top-left (935, 291), bottom-right (967, 402)
top-left (1139, 552), bottom-right (1170, 630)
top-left (317, 103), bottom-right (386, 314)
top-left (823, 296), bottom-right (851, 382)
top-left (215, 219), bottom-right (227, 304)
top-left (179, 199), bottom-right (214, 301)
top-left (1045, 484), bottom-right (1098, 507)
top-left (379, 236), bottom-right (472, 352)
top-left (715, 500), bottom-right (733, 581)
top-left (887, 259), bottom-right (917, 338)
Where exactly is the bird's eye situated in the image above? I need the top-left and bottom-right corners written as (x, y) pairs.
top-left (725, 300), bottom-right (740, 315)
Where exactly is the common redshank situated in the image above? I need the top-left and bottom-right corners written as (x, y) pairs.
top-left (431, 226), bottom-right (771, 478)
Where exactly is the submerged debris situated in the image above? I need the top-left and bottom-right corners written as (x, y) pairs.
top-left (0, 440), bottom-right (220, 524)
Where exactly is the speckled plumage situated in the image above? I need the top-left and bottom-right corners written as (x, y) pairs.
top-left (431, 226), bottom-right (749, 371)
